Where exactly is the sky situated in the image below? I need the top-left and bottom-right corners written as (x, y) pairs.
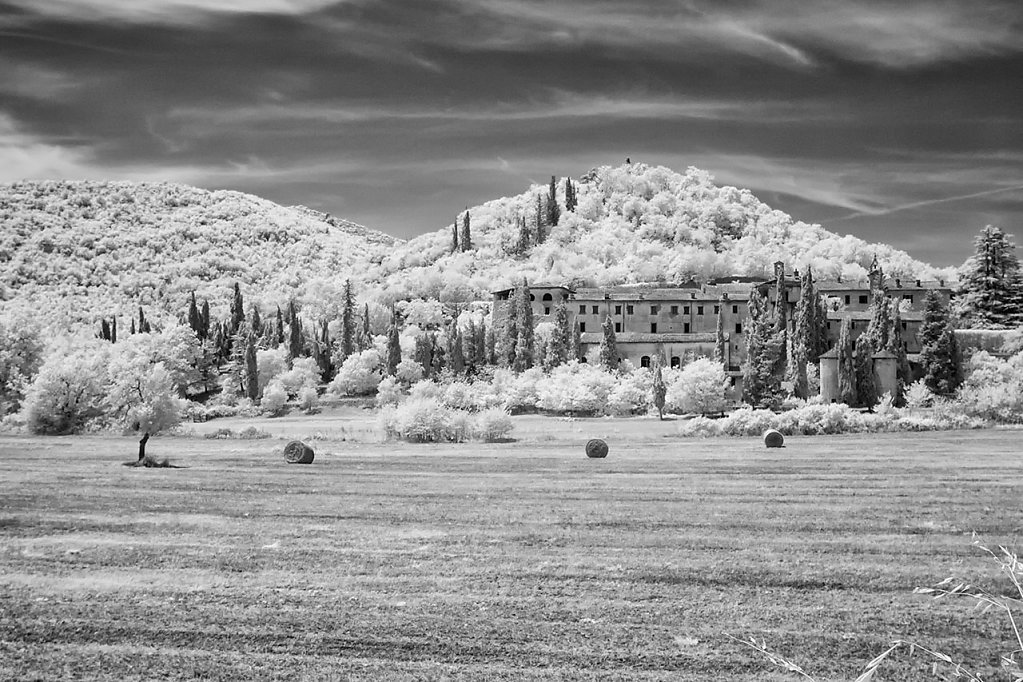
top-left (1, 0), bottom-right (1022, 267)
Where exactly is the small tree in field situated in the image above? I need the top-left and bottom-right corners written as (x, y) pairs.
top-left (668, 357), bottom-right (728, 415)
top-left (106, 361), bottom-right (184, 461)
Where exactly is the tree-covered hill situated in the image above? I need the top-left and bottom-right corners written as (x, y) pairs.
top-left (365, 163), bottom-right (952, 302)
top-left (0, 181), bottom-right (397, 329)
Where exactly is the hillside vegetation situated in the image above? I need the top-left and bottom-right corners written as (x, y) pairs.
top-left (0, 181), bottom-right (395, 329)
top-left (0, 165), bottom-right (952, 331)
top-left (366, 163), bottom-right (951, 302)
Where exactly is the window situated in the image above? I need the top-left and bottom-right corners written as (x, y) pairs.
top-left (684, 306), bottom-right (690, 314)
top-left (714, 305), bottom-right (720, 314)
top-left (902, 321), bottom-right (907, 330)
top-left (650, 323), bottom-right (657, 333)
top-left (615, 322), bottom-right (622, 332)
top-left (544, 307), bottom-right (550, 315)
top-left (627, 305), bottom-right (634, 314)
top-left (591, 306), bottom-right (598, 314)
top-left (827, 322), bottom-right (832, 330)
top-left (640, 356), bottom-right (651, 368)
top-left (542, 293), bottom-right (552, 302)
top-left (732, 305), bottom-right (738, 314)
top-left (697, 305), bottom-right (704, 315)
top-left (684, 322), bottom-right (691, 333)
top-left (858, 295), bottom-right (868, 304)
top-left (529, 294), bottom-right (535, 301)
top-left (670, 305), bottom-right (678, 315)
top-left (650, 305), bottom-right (659, 314)
top-left (615, 305), bottom-right (622, 315)
top-left (844, 295), bottom-right (851, 305)
top-left (903, 294), bottom-right (914, 303)
top-left (670, 356), bottom-right (680, 368)
top-left (579, 322), bottom-right (586, 332)
top-left (735, 323), bottom-right (742, 334)
top-left (730, 377), bottom-right (737, 387)
top-left (579, 305), bottom-right (586, 314)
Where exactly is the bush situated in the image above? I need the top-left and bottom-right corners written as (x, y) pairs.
top-left (956, 351), bottom-right (1023, 423)
top-left (296, 385), bottom-right (319, 413)
top-left (379, 399), bottom-right (472, 443)
top-left (277, 357), bottom-right (319, 397)
top-left (261, 381), bottom-right (288, 417)
top-left (375, 376), bottom-right (404, 407)
top-left (537, 361), bottom-right (615, 414)
top-left (667, 357), bottom-right (728, 415)
top-left (22, 345), bottom-right (108, 434)
top-left (328, 349), bottom-right (382, 396)
top-left (472, 408), bottom-right (514, 442)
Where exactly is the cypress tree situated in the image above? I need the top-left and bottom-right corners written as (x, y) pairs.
top-left (546, 175), bottom-right (560, 228)
top-left (316, 319), bottom-right (334, 382)
top-left (888, 300), bottom-right (911, 404)
top-left (111, 315), bottom-right (117, 344)
top-left (854, 334), bottom-right (877, 409)
top-left (200, 300), bottom-right (210, 341)
top-left (865, 290), bottom-right (892, 352)
top-left (230, 282), bottom-right (244, 335)
top-left (430, 334), bottom-right (446, 375)
top-left (919, 290), bottom-right (960, 394)
top-left (130, 318), bottom-right (136, 335)
top-left (188, 292), bottom-right (201, 339)
top-left (361, 303), bottom-right (372, 350)
top-left (288, 303), bottom-right (304, 362)
top-left (340, 279), bottom-right (356, 362)
top-left (741, 288), bottom-right (783, 407)
top-left (955, 225), bottom-right (1023, 328)
top-left (572, 318), bottom-right (582, 361)
top-left (794, 267), bottom-right (827, 366)
top-left (99, 318), bottom-right (111, 341)
top-left (451, 219), bottom-right (459, 254)
top-left (460, 209), bottom-right (472, 252)
top-left (550, 301), bottom-right (570, 368)
top-left (450, 325), bottom-right (465, 375)
top-left (564, 177), bottom-right (577, 212)
top-left (275, 306), bottom-right (285, 346)
top-left (652, 355), bottom-right (666, 420)
top-left (513, 282), bottom-right (534, 371)
top-left (497, 292), bottom-right (518, 368)
top-left (837, 318), bottom-right (857, 406)
top-left (535, 194), bottom-right (545, 245)
top-left (250, 305), bottom-right (262, 339)
top-left (138, 306), bottom-right (148, 334)
top-left (463, 318), bottom-right (478, 373)
top-left (516, 215), bottom-right (531, 255)
top-left (713, 298), bottom-right (726, 364)
top-left (771, 267), bottom-right (788, 386)
top-left (484, 321), bottom-right (496, 366)
top-left (244, 334), bottom-right (259, 402)
top-left (598, 315), bottom-right (619, 371)
top-left (386, 315), bottom-right (401, 376)
top-left (414, 332), bottom-right (433, 377)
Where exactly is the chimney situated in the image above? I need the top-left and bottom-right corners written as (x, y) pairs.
top-left (915, 279), bottom-right (921, 287)
top-left (895, 278), bottom-right (901, 287)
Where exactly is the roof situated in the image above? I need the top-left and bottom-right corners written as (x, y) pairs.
top-left (489, 283), bottom-right (575, 295)
top-left (580, 332), bottom-right (718, 344)
top-left (826, 310), bottom-right (925, 322)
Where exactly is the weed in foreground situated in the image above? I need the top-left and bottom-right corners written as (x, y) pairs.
top-left (728, 542), bottom-right (1023, 681)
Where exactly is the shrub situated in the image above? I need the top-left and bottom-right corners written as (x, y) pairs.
top-left (375, 376), bottom-right (404, 407)
top-left (537, 361), bottom-right (615, 414)
top-left (297, 385), bottom-right (319, 413)
top-left (472, 408), bottom-right (514, 442)
top-left (328, 349), bottom-right (382, 396)
top-left (276, 357), bottom-right (319, 397)
top-left (904, 379), bottom-right (934, 409)
top-left (261, 381), bottom-right (288, 417)
top-left (667, 357), bottom-right (728, 415)
top-left (23, 345), bottom-right (108, 434)
top-left (677, 416), bottom-right (724, 438)
top-left (256, 347), bottom-right (289, 396)
top-left (379, 399), bottom-right (472, 442)
top-left (395, 358), bottom-right (425, 386)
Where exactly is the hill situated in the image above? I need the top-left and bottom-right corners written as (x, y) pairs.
top-left (0, 181), bottom-right (397, 329)
top-left (364, 163), bottom-right (952, 302)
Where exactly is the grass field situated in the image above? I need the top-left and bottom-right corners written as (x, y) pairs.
top-left (2, 414), bottom-right (1022, 680)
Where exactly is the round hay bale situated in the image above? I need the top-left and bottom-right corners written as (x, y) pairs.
top-left (284, 440), bottom-right (315, 464)
top-left (585, 438), bottom-right (609, 459)
top-left (763, 429), bottom-right (784, 448)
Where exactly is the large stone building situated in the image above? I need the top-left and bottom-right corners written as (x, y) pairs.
top-left (492, 259), bottom-right (952, 396)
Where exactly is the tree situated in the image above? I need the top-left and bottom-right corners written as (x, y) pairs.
top-left (287, 301), bottom-right (305, 363)
top-left (598, 315), bottom-right (619, 371)
top-left (546, 175), bottom-right (560, 228)
top-left (460, 209), bottom-right (472, 252)
top-left (865, 289), bottom-right (892, 353)
top-left (535, 194), bottom-right (546, 245)
top-left (111, 315), bottom-right (118, 344)
top-left (564, 177), bottom-right (577, 212)
top-left (854, 334), bottom-right (877, 409)
top-left (837, 318), bottom-right (857, 406)
top-left (741, 289), bottom-right (782, 407)
top-left (23, 345), bottom-right (107, 435)
top-left (244, 334), bottom-right (259, 402)
top-left (516, 215), bottom-right (531, 255)
top-left (549, 301), bottom-right (570, 369)
top-left (496, 293), bottom-right (518, 368)
top-left (793, 268), bottom-right (828, 398)
top-left (451, 219), bottom-right (459, 254)
top-left (340, 279), bottom-right (356, 362)
top-left (187, 292), bottom-right (202, 339)
top-left (669, 357), bottom-right (728, 416)
top-left (99, 318), bottom-right (112, 342)
top-left (714, 298), bottom-right (726, 364)
top-left (955, 225), bottom-right (1023, 328)
top-left (275, 305), bottom-right (285, 346)
top-left (652, 356), bottom-right (666, 420)
top-left (386, 314), bottom-right (401, 376)
top-left (230, 282), bottom-right (244, 335)
top-left (107, 360), bottom-right (184, 461)
top-left (199, 300), bottom-right (210, 342)
top-left (513, 282), bottom-right (534, 371)
top-left (314, 319), bottom-right (334, 383)
top-left (360, 303), bottom-right (372, 351)
top-left (571, 319), bottom-right (582, 361)
top-left (450, 325), bottom-right (465, 375)
top-left (0, 314), bottom-right (45, 416)
top-left (919, 290), bottom-right (960, 395)
top-left (888, 299), bottom-right (911, 405)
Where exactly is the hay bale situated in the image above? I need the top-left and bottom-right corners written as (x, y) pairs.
top-left (284, 440), bottom-right (315, 464)
top-left (585, 438), bottom-right (609, 459)
top-left (763, 429), bottom-right (784, 448)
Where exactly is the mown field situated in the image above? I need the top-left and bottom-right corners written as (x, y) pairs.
top-left (1, 415), bottom-right (1022, 681)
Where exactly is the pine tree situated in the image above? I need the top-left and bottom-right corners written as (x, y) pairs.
top-left (244, 334), bottom-right (259, 402)
top-left (598, 316), bottom-right (619, 371)
top-left (741, 288), bottom-right (783, 407)
top-left (564, 177), bottom-right (577, 212)
top-left (652, 356), bottom-right (666, 420)
top-left (513, 282), bottom-right (534, 371)
top-left (919, 290), bottom-right (960, 394)
top-left (546, 175), bottom-right (560, 228)
top-left (854, 334), bottom-right (877, 409)
top-left (451, 219), bottom-right (459, 254)
top-left (460, 209), bottom-right (472, 252)
top-left (955, 225), bottom-right (1023, 328)
top-left (340, 279), bottom-right (356, 362)
top-left (386, 314), bottom-right (401, 376)
top-left (837, 318), bottom-right (857, 406)
top-left (550, 301), bottom-right (570, 369)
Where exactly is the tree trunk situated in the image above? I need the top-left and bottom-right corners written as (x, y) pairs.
top-left (138, 432), bottom-right (150, 461)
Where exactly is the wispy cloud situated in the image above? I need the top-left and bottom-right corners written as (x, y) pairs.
top-left (1, 0), bottom-right (341, 25)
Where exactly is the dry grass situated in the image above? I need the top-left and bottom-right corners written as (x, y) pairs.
top-left (1, 424), bottom-right (1022, 680)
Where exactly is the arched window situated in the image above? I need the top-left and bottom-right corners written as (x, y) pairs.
top-left (542, 293), bottom-right (553, 302)
top-left (529, 294), bottom-right (535, 301)
top-left (579, 356), bottom-right (587, 363)
top-left (640, 356), bottom-right (651, 368)
top-left (670, 356), bottom-right (680, 368)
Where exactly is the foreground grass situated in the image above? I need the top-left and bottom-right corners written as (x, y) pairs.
top-left (1, 424), bottom-right (1022, 680)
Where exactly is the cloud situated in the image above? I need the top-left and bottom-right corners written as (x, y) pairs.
top-left (1, 0), bottom-right (341, 25)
